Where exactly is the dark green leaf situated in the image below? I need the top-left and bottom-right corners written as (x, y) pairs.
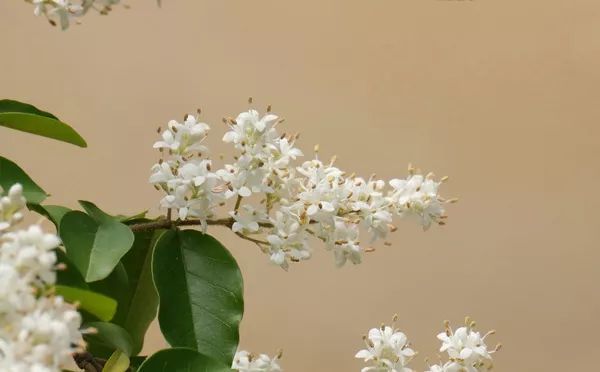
top-left (85, 322), bottom-right (134, 357)
top-left (55, 249), bottom-right (89, 289)
top-left (153, 230), bottom-right (244, 365)
top-left (102, 349), bottom-right (130, 372)
top-left (60, 210), bottom-right (134, 282)
top-left (0, 99), bottom-right (87, 147)
top-left (29, 204), bottom-right (71, 230)
top-left (55, 285), bottom-right (117, 321)
top-left (0, 156), bottom-right (47, 204)
top-left (137, 348), bottom-right (231, 372)
top-left (114, 231), bottom-right (161, 355)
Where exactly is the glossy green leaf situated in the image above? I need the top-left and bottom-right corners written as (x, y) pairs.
top-left (103, 350), bottom-right (130, 372)
top-left (29, 204), bottom-right (71, 230)
top-left (137, 348), bottom-right (231, 372)
top-left (0, 99), bottom-right (87, 147)
top-left (153, 230), bottom-right (244, 365)
top-left (60, 210), bottom-right (134, 282)
top-left (85, 322), bottom-right (134, 357)
top-left (114, 231), bottom-right (161, 355)
top-left (0, 156), bottom-right (47, 204)
top-left (55, 285), bottom-right (117, 322)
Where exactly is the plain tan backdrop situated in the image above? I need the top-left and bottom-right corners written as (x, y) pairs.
top-left (1, 1), bottom-right (599, 370)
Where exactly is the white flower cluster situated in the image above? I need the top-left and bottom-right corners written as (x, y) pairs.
top-left (0, 184), bottom-right (84, 372)
top-left (356, 316), bottom-right (500, 372)
top-left (26, 0), bottom-right (121, 29)
top-left (426, 318), bottom-right (500, 372)
top-left (150, 106), bottom-right (453, 269)
top-left (355, 315), bottom-right (416, 372)
top-left (232, 350), bottom-right (282, 372)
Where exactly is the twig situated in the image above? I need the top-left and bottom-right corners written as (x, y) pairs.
top-left (128, 217), bottom-right (272, 232)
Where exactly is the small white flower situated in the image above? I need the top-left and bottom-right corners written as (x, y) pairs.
top-left (435, 319), bottom-right (499, 372)
top-left (232, 350), bottom-right (282, 372)
top-left (356, 321), bottom-right (415, 372)
top-left (230, 206), bottom-right (261, 234)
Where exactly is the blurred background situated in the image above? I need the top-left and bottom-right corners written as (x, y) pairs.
top-left (1, 1), bottom-right (599, 370)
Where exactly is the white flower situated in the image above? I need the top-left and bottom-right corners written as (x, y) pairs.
top-left (425, 362), bottom-right (462, 372)
top-left (230, 206), bottom-right (262, 234)
top-left (30, 0), bottom-right (121, 29)
top-left (154, 115), bottom-right (210, 156)
top-left (0, 184), bottom-right (26, 231)
top-left (0, 225), bottom-right (60, 285)
top-left (389, 173), bottom-right (446, 230)
top-left (356, 322), bottom-right (415, 372)
top-left (435, 319), bottom-right (499, 372)
top-left (151, 107), bottom-right (453, 269)
top-left (0, 185), bottom-right (83, 372)
top-left (271, 138), bottom-right (303, 168)
top-left (329, 220), bottom-right (362, 267)
top-left (232, 350), bottom-right (282, 372)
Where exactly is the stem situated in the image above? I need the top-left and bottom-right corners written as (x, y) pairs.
top-left (234, 195), bottom-right (243, 212)
top-left (235, 232), bottom-right (269, 246)
top-left (128, 217), bottom-right (272, 232)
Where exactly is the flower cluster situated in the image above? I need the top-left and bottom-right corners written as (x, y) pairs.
top-left (26, 0), bottom-right (121, 29)
top-left (355, 315), bottom-right (416, 372)
top-left (0, 184), bottom-right (84, 372)
top-left (356, 316), bottom-right (500, 372)
top-left (426, 318), bottom-right (500, 372)
top-left (232, 350), bottom-right (282, 372)
top-left (150, 105), bottom-right (453, 269)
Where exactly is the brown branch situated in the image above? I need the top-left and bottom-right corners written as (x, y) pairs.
top-left (128, 217), bottom-right (272, 232)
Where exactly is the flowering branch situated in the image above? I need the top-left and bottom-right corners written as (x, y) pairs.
top-left (148, 105), bottom-right (454, 269)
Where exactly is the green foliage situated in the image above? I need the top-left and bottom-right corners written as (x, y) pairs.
top-left (112, 230), bottom-right (161, 355)
top-left (84, 322), bottom-right (135, 357)
top-left (55, 249), bottom-right (89, 289)
top-left (0, 156), bottom-right (47, 204)
top-left (137, 348), bottom-right (232, 372)
top-left (102, 350), bottom-right (130, 372)
top-left (60, 205), bottom-right (135, 282)
top-left (29, 204), bottom-right (72, 230)
top-left (0, 99), bottom-right (87, 147)
top-left (153, 230), bottom-right (244, 366)
top-left (54, 285), bottom-right (117, 322)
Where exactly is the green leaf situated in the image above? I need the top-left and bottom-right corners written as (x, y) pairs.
top-left (153, 230), bottom-right (244, 365)
top-left (55, 249), bottom-right (89, 289)
top-left (103, 350), bottom-right (130, 372)
top-left (55, 285), bottom-right (117, 321)
top-left (29, 204), bottom-right (71, 230)
top-left (0, 156), bottom-right (47, 204)
top-left (79, 200), bottom-right (115, 224)
top-left (0, 99), bottom-right (87, 147)
top-left (137, 348), bottom-right (231, 372)
top-left (85, 322), bottom-right (134, 357)
top-left (114, 231), bottom-right (161, 355)
top-left (117, 210), bottom-right (149, 223)
top-left (60, 210), bottom-right (135, 282)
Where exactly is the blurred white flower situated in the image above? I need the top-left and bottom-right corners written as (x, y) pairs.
top-left (0, 185), bottom-right (83, 372)
top-left (232, 350), bottom-right (282, 372)
top-left (29, 0), bottom-right (121, 29)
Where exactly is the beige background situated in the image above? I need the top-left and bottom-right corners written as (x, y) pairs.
top-left (1, 1), bottom-right (599, 370)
